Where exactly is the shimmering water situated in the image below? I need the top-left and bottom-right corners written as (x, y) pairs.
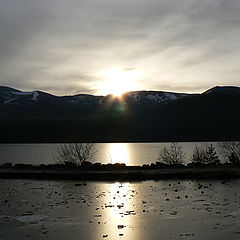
top-left (0, 179), bottom-right (239, 240)
top-left (0, 142), bottom-right (222, 166)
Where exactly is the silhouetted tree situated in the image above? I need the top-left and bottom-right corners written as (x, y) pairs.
top-left (218, 141), bottom-right (240, 163)
top-left (205, 144), bottom-right (220, 164)
top-left (54, 143), bottom-right (96, 166)
top-left (191, 144), bottom-right (220, 165)
top-left (158, 142), bottom-right (185, 165)
top-left (191, 145), bottom-right (207, 164)
top-left (228, 152), bottom-right (239, 163)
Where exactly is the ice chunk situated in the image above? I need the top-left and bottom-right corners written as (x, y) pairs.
top-left (14, 215), bottom-right (46, 223)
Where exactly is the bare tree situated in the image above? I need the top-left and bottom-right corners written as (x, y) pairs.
top-left (191, 144), bottom-right (220, 165)
top-left (191, 145), bottom-right (207, 164)
top-left (218, 141), bottom-right (240, 163)
top-left (158, 142), bottom-right (185, 165)
top-left (54, 143), bottom-right (96, 166)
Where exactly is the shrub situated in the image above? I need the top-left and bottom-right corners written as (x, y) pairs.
top-left (54, 143), bottom-right (96, 167)
top-left (158, 142), bottom-right (185, 165)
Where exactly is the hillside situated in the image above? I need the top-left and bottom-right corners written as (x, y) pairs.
top-left (0, 86), bottom-right (239, 142)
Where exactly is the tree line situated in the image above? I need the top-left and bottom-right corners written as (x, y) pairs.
top-left (158, 142), bottom-right (240, 166)
top-left (54, 141), bottom-right (240, 167)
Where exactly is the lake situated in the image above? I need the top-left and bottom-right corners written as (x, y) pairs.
top-left (0, 179), bottom-right (239, 240)
top-left (0, 142), bottom-right (223, 166)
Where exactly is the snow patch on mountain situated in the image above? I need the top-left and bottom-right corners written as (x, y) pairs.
top-left (124, 91), bottom-right (187, 105)
top-left (1, 90), bottom-right (39, 105)
top-left (69, 95), bottom-right (85, 104)
top-left (146, 92), bottom-right (187, 104)
top-left (146, 93), bottom-right (176, 103)
top-left (12, 91), bottom-right (39, 101)
top-left (32, 91), bottom-right (39, 101)
top-left (164, 93), bottom-right (178, 101)
top-left (4, 97), bottom-right (18, 104)
top-left (130, 92), bottom-right (140, 102)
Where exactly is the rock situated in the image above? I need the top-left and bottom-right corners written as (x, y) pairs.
top-left (74, 183), bottom-right (82, 186)
top-left (0, 162), bottom-right (12, 169)
top-left (117, 225), bottom-right (125, 229)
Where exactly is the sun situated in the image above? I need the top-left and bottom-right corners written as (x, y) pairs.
top-left (97, 69), bottom-right (142, 96)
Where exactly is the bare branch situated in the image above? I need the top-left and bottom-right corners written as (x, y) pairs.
top-left (218, 141), bottom-right (240, 163)
top-left (158, 142), bottom-right (185, 165)
top-left (54, 143), bottom-right (96, 166)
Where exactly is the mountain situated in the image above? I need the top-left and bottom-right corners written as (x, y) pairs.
top-left (0, 86), bottom-right (240, 142)
top-left (203, 86), bottom-right (240, 96)
top-left (0, 86), bottom-right (190, 114)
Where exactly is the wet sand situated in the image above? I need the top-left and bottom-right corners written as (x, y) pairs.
top-left (0, 179), bottom-right (240, 240)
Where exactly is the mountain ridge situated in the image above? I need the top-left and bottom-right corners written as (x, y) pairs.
top-left (1, 85), bottom-right (234, 113)
top-left (0, 85), bottom-right (240, 142)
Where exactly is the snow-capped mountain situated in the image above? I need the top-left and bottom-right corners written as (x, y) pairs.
top-left (0, 86), bottom-right (39, 105)
top-left (0, 85), bottom-right (239, 116)
top-left (0, 85), bottom-right (240, 142)
top-left (0, 86), bottom-right (191, 112)
top-left (123, 91), bottom-right (189, 105)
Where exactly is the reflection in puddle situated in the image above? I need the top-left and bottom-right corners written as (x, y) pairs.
top-left (108, 143), bottom-right (129, 165)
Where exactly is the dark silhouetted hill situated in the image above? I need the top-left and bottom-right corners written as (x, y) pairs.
top-left (0, 86), bottom-right (239, 142)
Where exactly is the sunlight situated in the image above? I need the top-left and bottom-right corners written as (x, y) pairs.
top-left (108, 182), bottom-right (129, 216)
top-left (108, 143), bottom-right (129, 165)
top-left (99, 182), bottom-right (140, 239)
top-left (97, 69), bottom-right (142, 96)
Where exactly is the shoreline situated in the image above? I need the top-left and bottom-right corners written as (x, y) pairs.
top-left (1, 166), bottom-right (240, 181)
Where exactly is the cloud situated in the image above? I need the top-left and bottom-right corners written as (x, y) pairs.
top-left (0, 0), bottom-right (240, 95)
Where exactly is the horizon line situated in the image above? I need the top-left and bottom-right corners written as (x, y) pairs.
top-left (0, 84), bottom-right (239, 97)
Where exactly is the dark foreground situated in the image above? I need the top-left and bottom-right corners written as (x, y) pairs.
top-left (1, 179), bottom-right (240, 240)
top-left (1, 166), bottom-right (240, 181)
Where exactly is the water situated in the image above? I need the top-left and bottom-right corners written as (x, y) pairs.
top-left (0, 142), bottom-right (223, 166)
top-left (0, 179), bottom-right (240, 240)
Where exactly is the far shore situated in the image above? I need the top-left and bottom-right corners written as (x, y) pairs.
top-left (1, 163), bottom-right (240, 181)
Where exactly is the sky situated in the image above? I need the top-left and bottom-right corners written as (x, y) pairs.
top-left (0, 0), bottom-right (240, 96)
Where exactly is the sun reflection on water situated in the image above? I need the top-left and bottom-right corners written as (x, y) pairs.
top-left (99, 182), bottom-right (139, 239)
top-left (108, 182), bottom-right (129, 216)
top-left (108, 143), bottom-right (129, 165)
